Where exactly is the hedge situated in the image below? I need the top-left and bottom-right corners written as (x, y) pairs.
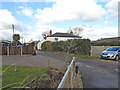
top-left (92, 41), bottom-right (120, 46)
top-left (41, 39), bottom-right (91, 55)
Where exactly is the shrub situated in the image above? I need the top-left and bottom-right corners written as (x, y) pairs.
top-left (41, 39), bottom-right (91, 55)
top-left (92, 41), bottom-right (120, 46)
top-left (41, 41), bottom-right (53, 51)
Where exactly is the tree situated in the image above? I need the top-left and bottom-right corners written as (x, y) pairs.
top-left (13, 34), bottom-right (20, 46)
top-left (13, 34), bottom-right (20, 41)
top-left (68, 26), bottom-right (83, 36)
top-left (42, 31), bottom-right (49, 39)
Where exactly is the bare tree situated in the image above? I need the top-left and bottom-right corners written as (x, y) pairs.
top-left (68, 26), bottom-right (83, 36)
top-left (42, 31), bottom-right (49, 39)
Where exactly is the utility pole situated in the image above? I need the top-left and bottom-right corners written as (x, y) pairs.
top-left (11, 24), bottom-right (15, 46)
top-left (12, 24), bottom-right (14, 36)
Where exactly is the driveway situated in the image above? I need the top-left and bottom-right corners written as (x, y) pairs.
top-left (2, 53), bottom-right (67, 71)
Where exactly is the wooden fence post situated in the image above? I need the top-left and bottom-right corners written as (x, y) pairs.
top-left (21, 47), bottom-right (22, 56)
top-left (7, 46), bottom-right (9, 56)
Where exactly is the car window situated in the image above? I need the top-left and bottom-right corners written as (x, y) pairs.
top-left (106, 47), bottom-right (119, 51)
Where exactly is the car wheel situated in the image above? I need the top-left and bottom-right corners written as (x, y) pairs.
top-left (115, 55), bottom-right (119, 61)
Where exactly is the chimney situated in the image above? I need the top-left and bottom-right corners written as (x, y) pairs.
top-left (70, 30), bottom-right (73, 35)
top-left (50, 30), bottom-right (52, 35)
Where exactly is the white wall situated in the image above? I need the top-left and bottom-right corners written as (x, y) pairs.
top-left (47, 37), bottom-right (79, 42)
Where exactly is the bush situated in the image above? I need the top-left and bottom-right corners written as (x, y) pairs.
top-left (41, 41), bottom-right (53, 51)
top-left (92, 41), bottom-right (120, 46)
top-left (41, 39), bottom-right (91, 55)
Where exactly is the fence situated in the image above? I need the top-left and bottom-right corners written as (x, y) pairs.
top-left (1, 46), bottom-right (34, 55)
top-left (57, 57), bottom-right (76, 89)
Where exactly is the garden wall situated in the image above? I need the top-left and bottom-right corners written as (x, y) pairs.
top-left (91, 46), bottom-right (112, 56)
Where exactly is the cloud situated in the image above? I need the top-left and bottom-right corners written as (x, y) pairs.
top-left (104, 20), bottom-right (112, 25)
top-left (105, 0), bottom-right (119, 18)
top-left (0, 9), bottom-right (33, 42)
top-left (80, 25), bottom-right (118, 40)
top-left (17, 8), bottom-right (33, 17)
top-left (34, 0), bottom-right (106, 24)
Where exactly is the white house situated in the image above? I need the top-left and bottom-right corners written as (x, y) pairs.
top-left (37, 32), bottom-right (81, 50)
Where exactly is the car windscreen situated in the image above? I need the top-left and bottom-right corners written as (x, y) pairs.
top-left (106, 47), bottom-right (119, 51)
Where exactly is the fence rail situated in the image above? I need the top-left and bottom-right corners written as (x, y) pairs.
top-left (57, 57), bottom-right (76, 89)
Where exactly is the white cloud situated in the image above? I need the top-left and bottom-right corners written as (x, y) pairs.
top-left (34, 0), bottom-right (106, 24)
top-left (80, 25), bottom-right (118, 40)
top-left (17, 8), bottom-right (33, 17)
top-left (21, 8), bottom-right (33, 17)
top-left (29, 24), bottom-right (67, 41)
top-left (0, 9), bottom-right (33, 42)
top-left (104, 20), bottom-right (112, 25)
top-left (105, 0), bottom-right (119, 18)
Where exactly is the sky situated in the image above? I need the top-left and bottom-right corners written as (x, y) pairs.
top-left (0, 0), bottom-right (119, 43)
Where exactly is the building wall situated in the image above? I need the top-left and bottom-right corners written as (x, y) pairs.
top-left (46, 37), bottom-right (79, 42)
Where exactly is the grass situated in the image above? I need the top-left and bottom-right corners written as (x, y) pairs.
top-left (54, 51), bottom-right (99, 59)
top-left (70, 54), bottom-right (99, 59)
top-left (2, 65), bottom-right (48, 89)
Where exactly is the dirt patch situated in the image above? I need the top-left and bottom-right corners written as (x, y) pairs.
top-left (24, 69), bottom-right (64, 88)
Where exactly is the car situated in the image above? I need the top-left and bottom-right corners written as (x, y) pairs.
top-left (101, 47), bottom-right (120, 61)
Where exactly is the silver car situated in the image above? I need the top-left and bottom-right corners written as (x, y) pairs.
top-left (101, 47), bottom-right (120, 61)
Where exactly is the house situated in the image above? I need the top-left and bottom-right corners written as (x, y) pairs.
top-left (0, 40), bottom-right (11, 46)
top-left (96, 37), bottom-right (120, 42)
top-left (37, 30), bottom-right (81, 50)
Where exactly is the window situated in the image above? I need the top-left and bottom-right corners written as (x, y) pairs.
top-left (106, 47), bottom-right (119, 51)
top-left (55, 38), bottom-right (58, 41)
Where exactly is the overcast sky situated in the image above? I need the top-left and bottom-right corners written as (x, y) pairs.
top-left (0, 0), bottom-right (119, 42)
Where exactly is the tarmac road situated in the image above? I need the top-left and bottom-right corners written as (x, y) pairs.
top-left (2, 51), bottom-right (119, 89)
top-left (36, 51), bottom-right (119, 89)
top-left (75, 58), bottom-right (118, 89)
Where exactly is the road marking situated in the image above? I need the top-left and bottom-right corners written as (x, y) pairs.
top-left (115, 69), bottom-right (118, 72)
top-left (85, 65), bottom-right (94, 69)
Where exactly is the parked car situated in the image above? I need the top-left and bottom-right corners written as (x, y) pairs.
top-left (101, 47), bottom-right (120, 61)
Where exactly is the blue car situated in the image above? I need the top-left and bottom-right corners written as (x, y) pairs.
top-left (101, 47), bottom-right (120, 61)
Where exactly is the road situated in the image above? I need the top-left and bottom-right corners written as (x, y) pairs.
top-left (36, 51), bottom-right (119, 88)
top-left (2, 51), bottom-right (119, 88)
top-left (75, 58), bottom-right (118, 89)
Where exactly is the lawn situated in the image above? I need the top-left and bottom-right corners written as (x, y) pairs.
top-left (2, 65), bottom-right (48, 89)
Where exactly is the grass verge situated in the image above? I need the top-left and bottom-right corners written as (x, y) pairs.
top-left (54, 51), bottom-right (99, 59)
top-left (2, 65), bottom-right (48, 89)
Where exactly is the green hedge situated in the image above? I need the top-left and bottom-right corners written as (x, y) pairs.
top-left (41, 41), bottom-right (53, 51)
top-left (41, 39), bottom-right (91, 55)
top-left (92, 41), bottom-right (120, 46)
